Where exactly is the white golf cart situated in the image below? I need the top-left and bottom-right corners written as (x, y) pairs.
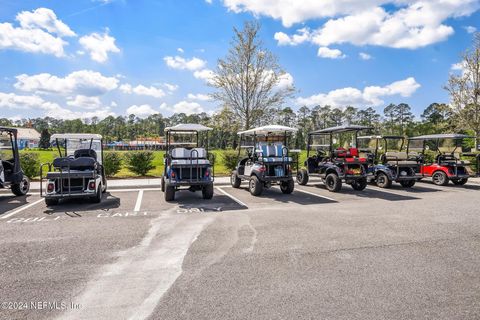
top-left (40, 134), bottom-right (107, 206)
top-left (231, 125), bottom-right (298, 196)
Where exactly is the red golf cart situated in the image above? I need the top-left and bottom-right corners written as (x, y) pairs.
top-left (407, 134), bottom-right (480, 186)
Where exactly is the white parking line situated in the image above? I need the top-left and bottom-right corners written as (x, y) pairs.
top-left (0, 198), bottom-right (44, 220)
top-left (215, 186), bottom-right (248, 208)
top-left (291, 187), bottom-right (336, 202)
top-left (134, 190), bottom-right (144, 212)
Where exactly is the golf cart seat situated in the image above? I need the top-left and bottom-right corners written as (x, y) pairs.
top-left (334, 148), bottom-right (367, 163)
top-left (256, 143), bottom-right (293, 163)
top-left (52, 157), bottom-right (97, 171)
top-left (383, 151), bottom-right (418, 165)
top-left (436, 153), bottom-right (470, 165)
top-left (170, 147), bottom-right (210, 165)
top-left (74, 149), bottom-right (97, 160)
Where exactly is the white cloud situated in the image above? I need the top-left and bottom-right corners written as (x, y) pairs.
top-left (451, 62), bottom-right (464, 71)
top-left (464, 25), bottom-right (477, 33)
top-left (164, 56), bottom-right (206, 71)
top-left (126, 104), bottom-right (159, 118)
top-left (359, 52), bottom-right (372, 60)
top-left (14, 70), bottom-right (119, 96)
top-left (44, 105), bottom-right (114, 120)
top-left (172, 101), bottom-right (205, 115)
top-left (187, 93), bottom-right (212, 101)
top-left (297, 77), bottom-right (420, 107)
top-left (275, 72), bottom-right (294, 90)
top-left (16, 8), bottom-right (76, 37)
top-left (317, 47), bottom-right (346, 59)
top-left (177, 47), bottom-right (184, 53)
top-left (0, 92), bottom-right (48, 109)
top-left (119, 83), bottom-right (166, 98)
top-left (79, 30), bottom-right (120, 63)
top-left (267, 1), bottom-right (480, 50)
top-left (0, 8), bottom-right (75, 57)
top-left (205, 0), bottom-right (213, 4)
top-left (66, 95), bottom-right (102, 109)
top-left (163, 83), bottom-right (179, 92)
top-left (193, 69), bottom-right (215, 83)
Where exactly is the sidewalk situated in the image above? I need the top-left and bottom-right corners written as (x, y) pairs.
top-left (28, 176), bottom-right (232, 191)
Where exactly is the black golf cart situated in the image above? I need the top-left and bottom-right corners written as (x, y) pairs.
top-left (231, 125), bottom-right (297, 196)
top-left (161, 124), bottom-right (214, 201)
top-left (357, 135), bottom-right (423, 188)
top-left (40, 134), bottom-right (107, 205)
top-left (0, 127), bottom-right (30, 196)
top-left (297, 125), bottom-right (372, 192)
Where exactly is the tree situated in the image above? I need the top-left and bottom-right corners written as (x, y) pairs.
top-left (38, 129), bottom-right (51, 149)
top-left (383, 103), bottom-right (414, 135)
top-left (445, 33), bottom-right (480, 146)
top-left (211, 21), bottom-right (295, 130)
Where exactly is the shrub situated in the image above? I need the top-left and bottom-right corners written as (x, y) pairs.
top-left (124, 151), bottom-right (155, 176)
top-left (222, 150), bottom-right (239, 172)
top-left (20, 152), bottom-right (40, 179)
top-left (103, 152), bottom-right (122, 177)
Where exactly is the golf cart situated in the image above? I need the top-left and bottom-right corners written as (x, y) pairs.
top-left (297, 125), bottom-right (372, 192)
top-left (161, 124), bottom-right (214, 201)
top-left (40, 134), bottom-right (107, 205)
top-left (0, 127), bottom-right (30, 196)
top-left (357, 135), bottom-right (422, 188)
top-left (407, 134), bottom-right (480, 186)
top-left (231, 125), bottom-right (297, 196)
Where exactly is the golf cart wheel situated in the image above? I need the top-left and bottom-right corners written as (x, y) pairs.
top-left (11, 176), bottom-right (30, 196)
top-left (296, 169), bottom-right (309, 185)
top-left (161, 176), bottom-right (165, 192)
top-left (432, 171), bottom-right (449, 186)
top-left (375, 172), bottom-right (392, 188)
top-left (400, 180), bottom-right (416, 188)
top-left (351, 178), bottom-right (367, 191)
top-left (165, 185), bottom-right (175, 201)
top-left (202, 184), bottom-right (214, 199)
top-left (91, 186), bottom-right (102, 203)
top-left (325, 173), bottom-right (342, 192)
top-left (280, 179), bottom-right (295, 194)
top-left (231, 171), bottom-right (241, 188)
top-left (45, 198), bottom-right (59, 206)
top-left (249, 175), bottom-right (263, 196)
top-left (453, 178), bottom-right (468, 185)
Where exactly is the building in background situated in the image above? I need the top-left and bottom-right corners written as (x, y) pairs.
top-left (16, 128), bottom-right (40, 149)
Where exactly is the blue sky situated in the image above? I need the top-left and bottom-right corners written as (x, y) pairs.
top-left (0, 0), bottom-right (479, 120)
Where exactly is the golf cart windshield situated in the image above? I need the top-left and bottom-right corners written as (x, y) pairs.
top-left (0, 131), bottom-right (14, 160)
top-left (409, 134), bottom-right (474, 154)
top-left (165, 123), bottom-right (212, 150)
top-left (385, 137), bottom-right (405, 152)
top-left (51, 134), bottom-right (103, 164)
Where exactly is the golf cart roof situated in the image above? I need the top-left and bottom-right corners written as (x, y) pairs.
top-left (310, 125), bottom-right (373, 135)
top-left (408, 133), bottom-right (474, 140)
top-left (0, 126), bottom-right (17, 134)
top-left (50, 133), bottom-right (103, 141)
top-left (358, 135), bottom-right (404, 140)
top-left (165, 124), bottom-right (212, 132)
top-left (237, 125), bottom-right (298, 136)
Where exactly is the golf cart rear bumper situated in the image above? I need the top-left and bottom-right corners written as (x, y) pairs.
top-left (261, 175), bottom-right (293, 182)
top-left (448, 174), bottom-right (470, 179)
top-left (44, 190), bottom-right (96, 198)
top-left (167, 179), bottom-right (213, 186)
top-left (393, 174), bottom-right (423, 181)
top-left (340, 174), bottom-right (367, 181)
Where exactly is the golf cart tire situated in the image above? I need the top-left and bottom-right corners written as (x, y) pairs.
top-left (249, 175), bottom-right (263, 196)
top-left (280, 179), bottom-right (295, 194)
top-left (231, 171), bottom-right (241, 188)
top-left (91, 186), bottom-right (102, 203)
top-left (375, 172), bottom-right (392, 189)
top-left (165, 185), bottom-right (175, 201)
top-left (296, 169), bottom-right (309, 185)
top-left (351, 178), bottom-right (367, 191)
top-left (161, 176), bottom-right (165, 192)
top-left (45, 198), bottom-right (59, 206)
top-left (400, 180), bottom-right (416, 188)
top-left (202, 183), bottom-right (214, 199)
top-left (432, 171), bottom-right (449, 186)
top-left (325, 173), bottom-right (342, 192)
top-left (453, 178), bottom-right (468, 185)
top-left (11, 176), bottom-right (30, 196)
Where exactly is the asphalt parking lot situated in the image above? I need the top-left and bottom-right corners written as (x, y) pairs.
top-left (1, 179), bottom-right (480, 320)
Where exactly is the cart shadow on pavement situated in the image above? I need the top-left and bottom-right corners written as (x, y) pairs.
top-left (237, 186), bottom-right (337, 205)
top-left (308, 184), bottom-right (419, 202)
top-left (42, 192), bottom-right (121, 215)
top-left (172, 191), bottom-right (248, 213)
top-left (378, 184), bottom-right (442, 194)
top-left (418, 180), bottom-right (480, 191)
top-left (0, 194), bottom-right (31, 216)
